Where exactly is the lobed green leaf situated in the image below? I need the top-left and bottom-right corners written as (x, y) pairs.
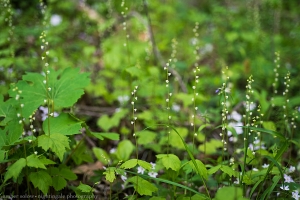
top-left (38, 133), bottom-right (70, 162)
top-left (29, 170), bottom-right (52, 195)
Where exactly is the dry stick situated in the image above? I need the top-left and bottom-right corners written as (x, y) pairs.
top-left (142, 0), bottom-right (187, 93)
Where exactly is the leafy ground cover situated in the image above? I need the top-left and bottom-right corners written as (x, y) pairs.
top-left (0, 0), bottom-right (300, 199)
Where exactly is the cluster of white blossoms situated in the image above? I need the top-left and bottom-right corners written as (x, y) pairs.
top-left (278, 165), bottom-right (300, 200)
top-left (39, 106), bottom-right (59, 121)
top-left (227, 110), bottom-right (243, 143)
top-left (136, 162), bottom-right (158, 178)
top-left (120, 162), bottom-right (158, 189)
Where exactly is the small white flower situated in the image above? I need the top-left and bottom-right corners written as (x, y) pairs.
top-left (117, 95), bottom-right (129, 104)
top-left (148, 171), bottom-right (158, 178)
top-left (50, 14), bottom-right (62, 26)
top-left (229, 136), bottom-right (238, 143)
top-left (172, 104), bottom-right (180, 112)
top-left (280, 184), bottom-right (289, 191)
top-left (262, 163), bottom-right (269, 168)
top-left (150, 162), bottom-right (156, 170)
top-left (234, 178), bottom-right (239, 184)
top-left (284, 174), bottom-right (294, 183)
top-left (121, 172), bottom-right (127, 182)
top-left (228, 111), bottom-right (242, 122)
top-left (137, 166), bottom-right (145, 174)
top-left (109, 148), bottom-right (116, 154)
top-left (228, 121), bottom-right (243, 135)
top-left (292, 190), bottom-right (300, 200)
top-left (288, 166), bottom-right (296, 173)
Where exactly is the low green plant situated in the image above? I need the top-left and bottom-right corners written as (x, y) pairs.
top-left (1, 0), bottom-right (300, 200)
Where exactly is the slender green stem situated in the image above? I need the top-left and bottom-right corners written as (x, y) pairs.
top-left (23, 143), bottom-right (30, 194)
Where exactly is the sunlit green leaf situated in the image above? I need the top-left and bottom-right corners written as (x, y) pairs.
top-left (116, 139), bottom-right (134, 161)
top-left (104, 167), bottom-right (116, 183)
top-left (214, 186), bottom-right (248, 200)
top-left (77, 182), bottom-right (93, 193)
top-left (93, 147), bottom-right (110, 165)
top-left (156, 154), bottom-right (181, 171)
top-left (120, 159), bottom-right (138, 169)
top-left (128, 176), bottom-right (158, 196)
top-left (188, 159), bottom-right (208, 180)
top-left (38, 133), bottom-right (70, 161)
top-left (43, 113), bottom-right (82, 135)
top-left (12, 68), bottom-right (90, 118)
top-left (4, 158), bottom-right (26, 182)
top-left (26, 154), bottom-right (46, 169)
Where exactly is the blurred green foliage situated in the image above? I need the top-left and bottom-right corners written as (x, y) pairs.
top-left (1, 0), bottom-right (300, 198)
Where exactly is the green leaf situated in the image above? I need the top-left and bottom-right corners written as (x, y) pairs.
top-left (169, 127), bottom-right (188, 149)
top-left (136, 130), bottom-right (157, 145)
top-left (71, 142), bottom-right (93, 165)
top-left (59, 166), bottom-right (77, 180)
top-left (156, 154), bottom-right (181, 171)
top-left (48, 68), bottom-right (90, 108)
top-left (26, 154), bottom-right (46, 169)
top-left (0, 150), bottom-right (6, 162)
top-left (116, 139), bottom-right (134, 161)
top-left (191, 194), bottom-right (208, 200)
top-left (47, 166), bottom-right (77, 183)
top-left (103, 167), bottom-right (116, 183)
top-left (188, 159), bottom-right (208, 180)
top-left (77, 182), bottom-right (93, 193)
top-left (214, 186), bottom-right (248, 200)
top-left (208, 165), bottom-right (221, 175)
top-left (138, 160), bottom-right (152, 171)
top-left (38, 133), bottom-right (70, 161)
top-left (175, 93), bottom-right (194, 107)
top-left (91, 132), bottom-right (119, 141)
top-left (120, 159), bottom-right (138, 169)
top-left (13, 68), bottom-right (90, 117)
top-left (127, 176), bottom-right (158, 196)
top-left (198, 139), bottom-right (223, 154)
top-left (93, 147), bottom-right (110, 165)
top-left (0, 95), bottom-right (15, 126)
top-left (220, 165), bottom-right (238, 178)
top-left (52, 176), bottom-right (67, 191)
top-left (4, 158), bottom-right (26, 182)
top-left (43, 113), bottom-right (82, 135)
top-left (262, 121), bottom-right (276, 131)
top-left (48, 167), bottom-right (60, 175)
top-left (0, 119), bottom-right (23, 146)
top-left (29, 170), bottom-right (52, 195)
top-left (150, 197), bottom-right (165, 200)
top-left (39, 156), bottom-right (56, 165)
top-left (125, 66), bottom-right (144, 77)
top-left (126, 170), bottom-right (207, 198)
top-left (97, 109), bottom-right (128, 131)
top-left (97, 115), bottom-right (114, 131)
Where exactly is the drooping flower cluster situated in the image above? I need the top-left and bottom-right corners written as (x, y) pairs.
top-left (130, 86), bottom-right (138, 136)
